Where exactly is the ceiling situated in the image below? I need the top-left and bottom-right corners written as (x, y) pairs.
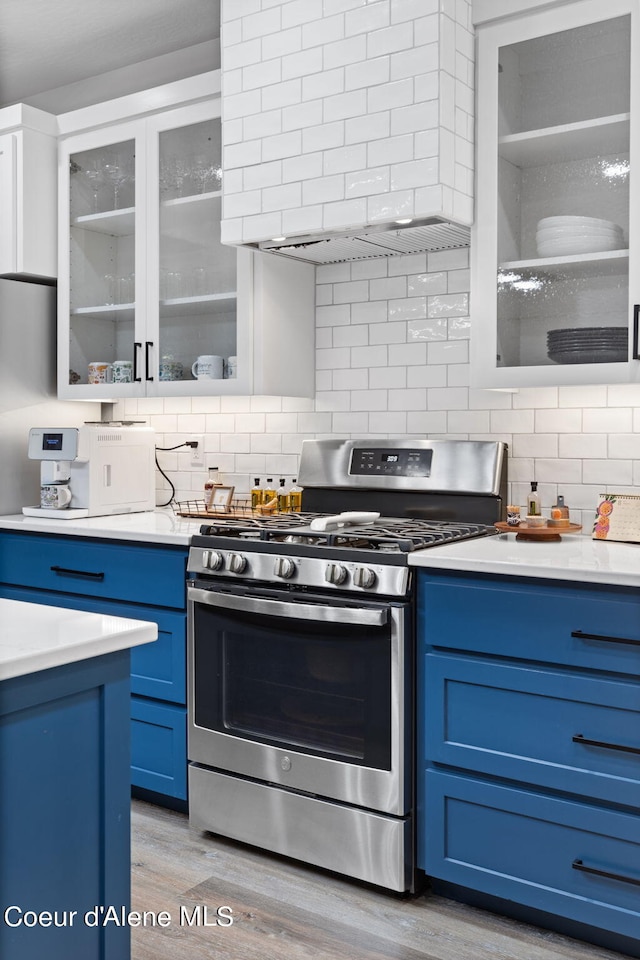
top-left (0, 0), bottom-right (219, 110)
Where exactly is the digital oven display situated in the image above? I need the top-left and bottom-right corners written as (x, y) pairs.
top-left (350, 448), bottom-right (433, 477)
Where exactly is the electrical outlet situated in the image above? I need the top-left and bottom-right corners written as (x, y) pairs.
top-left (189, 436), bottom-right (205, 468)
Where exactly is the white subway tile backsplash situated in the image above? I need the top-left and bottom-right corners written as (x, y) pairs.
top-left (407, 364), bottom-right (447, 388)
top-left (511, 434), bottom-right (558, 459)
top-left (368, 411), bottom-right (408, 434)
top-left (351, 389), bottom-right (389, 410)
top-left (282, 0), bottom-right (324, 28)
top-left (391, 101), bottom-right (439, 136)
top-left (262, 78), bottom-right (303, 111)
top-left (324, 143), bottom-right (368, 175)
top-left (345, 111), bottom-right (391, 145)
top-left (391, 157), bottom-right (439, 191)
top-left (352, 300), bottom-right (389, 324)
top-left (388, 342), bottom-right (427, 366)
top-left (302, 13), bottom-right (345, 48)
top-left (583, 408), bottom-right (633, 433)
top-left (369, 321), bottom-right (407, 344)
top-left (282, 100), bottom-right (324, 132)
top-left (408, 316), bottom-right (447, 340)
top-left (407, 410), bottom-right (448, 433)
top-left (583, 459), bottom-right (633, 486)
top-left (283, 205), bottom-right (324, 233)
top-left (351, 344), bottom-right (389, 368)
top-left (302, 121), bottom-right (345, 154)
top-left (388, 297), bottom-right (427, 322)
top-left (370, 366), bottom-right (407, 389)
top-left (302, 174), bottom-right (345, 205)
top-left (345, 55), bottom-right (390, 91)
top-left (324, 89), bottom-right (369, 123)
top-left (324, 35), bottom-right (368, 70)
top-left (323, 197), bottom-right (368, 229)
top-left (345, 166), bottom-right (391, 198)
top-left (333, 324), bottom-right (369, 347)
top-left (366, 189), bottom-right (415, 222)
top-left (368, 22), bottom-right (414, 58)
top-left (333, 280), bottom-right (370, 303)
top-left (332, 367), bottom-right (369, 390)
top-left (262, 25), bottom-right (303, 60)
top-left (608, 434), bottom-right (640, 458)
top-left (282, 152), bottom-right (324, 183)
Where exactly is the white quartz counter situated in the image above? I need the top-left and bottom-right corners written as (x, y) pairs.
top-left (0, 507), bottom-right (203, 546)
top-left (408, 532), bottom-right (640, 588)
top-left (0, 597), bottom-right (157, 681)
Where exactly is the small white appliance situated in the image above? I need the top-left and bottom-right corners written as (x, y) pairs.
top-left (23, 422), bottom-right (156, 519)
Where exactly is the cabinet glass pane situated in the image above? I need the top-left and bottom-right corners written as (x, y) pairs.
top-left (68, 140), bottom-right (136, 386)
top-left (496, 16), bottom-right (630, 369)
top-left (157, 119), bottom-right (237, 383)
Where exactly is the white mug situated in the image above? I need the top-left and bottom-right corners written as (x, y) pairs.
top-left (224, 356), bottom-right (237, 379)
top-left (192, 354), bottom-right (223, 380)
top-left (41, 483), bottom-right (72, 510)
top-left (88, 361), bottom-right (112, 384)
top-left (112, 360), bottom-right (133, 383)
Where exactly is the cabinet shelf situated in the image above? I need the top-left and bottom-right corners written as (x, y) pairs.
top-left (499, 249), bottom-right (629, 279)
top-left (161, 189), bottom-right (221, 208)
top-left (159, 293), bottom-right (237, 317)
top-left (499, 113), bottom-right (630, 168)
top-left (72, 208), bottom-right (135, 236)
top-left (71, 303), bottom-right (134, 321)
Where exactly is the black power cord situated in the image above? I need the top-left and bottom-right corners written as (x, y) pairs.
top-left (155, 441), bottom-right (199, 508)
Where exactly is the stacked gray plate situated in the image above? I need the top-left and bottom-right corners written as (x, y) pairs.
top-left (547, 327), bottom-right (628, 364)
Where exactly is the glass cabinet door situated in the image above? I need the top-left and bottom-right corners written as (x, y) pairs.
top-left (473, 3), bottom-right (640, 387)
top-left (153, 112), bottom-right (239, 390)
top-left (66, 133), bottom-right (140, 391)
top-left (496, 15), bottom-right (630, 372)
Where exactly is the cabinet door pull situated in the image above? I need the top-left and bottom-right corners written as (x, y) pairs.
top-left (133, 341), bottom-right (142, 382)
top-left (145, 341), bottom-right (154, 381)
top-left (50, 565), bottom-right (105, 581)
top-left (571, 629), bottom-right (640, 647)
top-left (572, 859), bottom-right (640, 888)
top-left (573, 733), bottom-right (640, 756)
top-left (634, 304), bottom-right (640, 360)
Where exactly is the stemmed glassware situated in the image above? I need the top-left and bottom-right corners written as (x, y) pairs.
top-left (103, 158), bottom-right (133, 209)
top-left (83, 159), bottom-right (105, 213)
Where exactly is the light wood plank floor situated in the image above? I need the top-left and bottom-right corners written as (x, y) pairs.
top-left (131, 799), bottom-right (632, 960)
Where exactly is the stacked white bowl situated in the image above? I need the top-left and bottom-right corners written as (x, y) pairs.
top-left (536, 216), bottom-right (624, 257)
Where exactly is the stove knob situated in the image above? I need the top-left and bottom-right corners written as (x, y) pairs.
top-left (274, 557), bottom-right (296, 579)
top-left (325, 562), bottom-right (348, 586)
top-left (353, 566), bottom-right (377, 589)
top-left (205, 550), bottom-right (224, 571)
top-left (228, 553), bottom-right (248, 574)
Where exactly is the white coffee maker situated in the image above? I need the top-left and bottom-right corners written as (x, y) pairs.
top-left (23, 422), bottom-right (156, 519)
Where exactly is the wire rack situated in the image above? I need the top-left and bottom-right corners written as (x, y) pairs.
top-left (172, 496), bottom-right (253, 519)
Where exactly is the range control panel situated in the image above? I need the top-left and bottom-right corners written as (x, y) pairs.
top-left (350, 447), bottom-right (433, 478)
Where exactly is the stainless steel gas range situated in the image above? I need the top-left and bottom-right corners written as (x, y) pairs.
top-left (186, 439), bottom-right (507, 892)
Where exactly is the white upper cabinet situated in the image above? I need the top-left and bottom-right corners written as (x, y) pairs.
top-left (471, 0), bottom-right (640, 387)
top-left (57, 77), bottom-right (315, 400)
top-left (0, 104), bottom-right (57, 281)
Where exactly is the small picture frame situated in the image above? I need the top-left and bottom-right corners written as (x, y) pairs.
top-left (208, 485), bottom-right (235, 513)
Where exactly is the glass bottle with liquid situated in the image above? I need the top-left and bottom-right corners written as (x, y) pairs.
top-left (277, 478), bottom-right (289, 513)
top-left (527, 481), bottom-right (540, 517)
top-left (288, 478), bottom-right (302, 513)
top-left (250, 478), bottom-right (263, 511)
top-left (263, 478), bottom-right (277, 506)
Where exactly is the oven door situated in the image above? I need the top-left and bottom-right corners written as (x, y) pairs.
top-left (187, 582), bottom-right (411, 817)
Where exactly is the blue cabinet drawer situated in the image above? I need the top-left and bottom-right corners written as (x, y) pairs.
top-left (418, 572), bottom-right (640, 675)
top-left (422, 769), bottom-right (640, 941)
top-left (131, 697), bottom-right (187, 800)
top-left (0, 532), bottom-right (187, 609)
top-left (0, 585), bottom-right (186, 705)
top-left (425, 653), bottom-right (640, 807)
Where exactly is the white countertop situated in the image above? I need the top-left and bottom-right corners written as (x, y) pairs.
top-left (408, 532), bottom-right (640, 588)
top-left (0, 507), bottom-right (203, 546)
top-left (0, 597), bottom-right (157, 681)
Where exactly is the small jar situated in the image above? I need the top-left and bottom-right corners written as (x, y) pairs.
top-left (506, 505), bottom-right (521, 526)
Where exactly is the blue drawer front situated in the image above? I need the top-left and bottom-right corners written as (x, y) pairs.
top-left (423, 770), bottom-right (640, 940)
top-left (425, 653), bottom-right (640, 808)
top-left (0, 586), bottom-right (186, 706)
top-left (0, 532), bottom-right (187, 609)
top-left (418, 572), bottom-right (640, 674)
top-left (131, 697), bottom-right (187, 800)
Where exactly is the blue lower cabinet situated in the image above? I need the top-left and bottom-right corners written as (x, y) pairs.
top-left (131, 696), bottom-right (187, 800)
top-left (424, 769), bottom-right (640, 942)
top-left (417, 569), bottom-right (640, 951)
top-left (0, 651), bottom-right (131, 960)
top-left (0, 534), bottom-right (189, 806)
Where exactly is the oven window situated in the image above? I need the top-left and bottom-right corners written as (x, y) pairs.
top-left (193, 599), bottom-right (392, 769)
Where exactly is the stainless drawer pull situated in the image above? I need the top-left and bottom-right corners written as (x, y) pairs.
top-left (572, 733), bottom-right (640, 756)
top-left (50, 565), bottom-right (105, 581)
top-left (571, 629), bottom-right (640, 647)
top-left (572, 858), bottom-right (640, 888)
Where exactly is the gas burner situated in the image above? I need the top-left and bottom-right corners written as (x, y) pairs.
top-left (198, 513), bottom-right (494, 554)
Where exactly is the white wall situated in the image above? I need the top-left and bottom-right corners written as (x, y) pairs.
top-left (114, 247), bottom-right (640, 532)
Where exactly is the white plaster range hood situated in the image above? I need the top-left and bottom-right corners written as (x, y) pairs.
top-left (255, 218), bottom-right (471, 265)
top-left (220, 1), bottom-right (475, 265)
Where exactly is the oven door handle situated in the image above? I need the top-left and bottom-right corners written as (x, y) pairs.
top-left (188, 587), bottom-right (389, 627)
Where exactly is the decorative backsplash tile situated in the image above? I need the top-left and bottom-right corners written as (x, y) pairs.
top-left (113, 247), bottom-right (640, 533)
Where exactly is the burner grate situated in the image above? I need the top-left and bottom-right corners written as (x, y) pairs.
top-left (197, 514), bottom-right (494, 553)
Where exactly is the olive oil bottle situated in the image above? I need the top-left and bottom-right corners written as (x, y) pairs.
top-left (277, 478), bottom-right (289, 513)
top-left (250, 478), bottom-right (263, 511)
top-left (288, 478), bottom-right (302, 513)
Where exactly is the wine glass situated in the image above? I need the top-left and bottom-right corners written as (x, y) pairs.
top-left (103, 159), bottom-right (132, 209)
top-left (83, 159), bottom-right (104, 213)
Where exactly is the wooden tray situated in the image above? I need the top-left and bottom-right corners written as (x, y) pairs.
top-left (494, 521), bottom-right (582, 541)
